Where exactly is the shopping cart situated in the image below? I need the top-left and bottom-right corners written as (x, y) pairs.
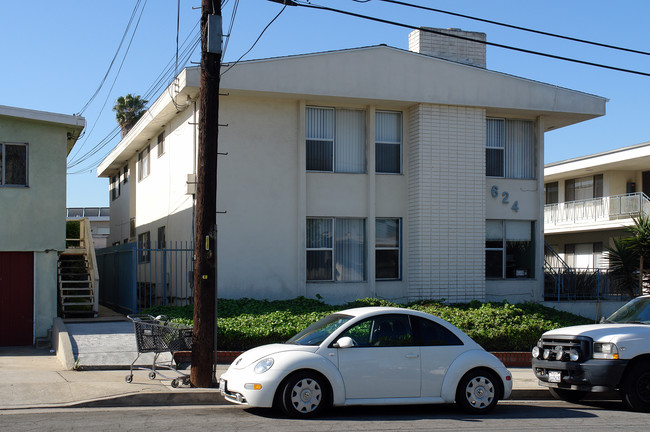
top-left (125, 314), bottom-right (193, 388)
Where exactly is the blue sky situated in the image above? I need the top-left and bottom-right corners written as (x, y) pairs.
top-left (3, 0), bottom-right (650, 207)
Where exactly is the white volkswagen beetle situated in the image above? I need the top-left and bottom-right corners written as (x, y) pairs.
top-left (219, 306), bottom-right (512, 417)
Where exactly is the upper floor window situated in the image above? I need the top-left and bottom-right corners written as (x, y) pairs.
top-left (123, 165), bottom-right (129, 183)
top-left (306, 217), bottom-right (366, 282)
top-left (138, 145), bottom-right (150, 181)
top-left (565, 174), bottom-right (602, 202)
top-left (306, 107), bottom-right (365, 173)
top-left (545, 181), bottom-right (558, 204)
top-left (376, 111), bottom-right (402, 174)
top-left (486, 118), bottom-right (534, 179)
top-left (0, 142), bottom-right (28, 186)
top-left (157, 131), bottom-right (165, 157)
top-left (111, 175), bottom-right (120, 200)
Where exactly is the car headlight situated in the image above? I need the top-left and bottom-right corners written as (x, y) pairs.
top-left (569, 348), bottom-right (580, 362)
top-left (531, 346), bottom-right (540, 358)
top-left (593, 342), bottom-right (619, 360)
top-left (254, 357), bottom-right (274, 374)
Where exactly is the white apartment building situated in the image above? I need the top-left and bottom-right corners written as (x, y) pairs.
top-left (98, 28), bottom-right (606, 305)
top-left (545, 141), bottom-right (650, 269)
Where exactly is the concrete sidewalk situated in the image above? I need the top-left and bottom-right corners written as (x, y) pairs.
top-left (0, 317), bottom-right (549, 410)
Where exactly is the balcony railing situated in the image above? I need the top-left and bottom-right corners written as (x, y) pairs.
top-left (545, 192), bottom-right (650, 228)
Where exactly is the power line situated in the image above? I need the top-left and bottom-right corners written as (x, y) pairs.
top-left (76, 0), bottom-right (146, 116)
top-left (287, 1), bottom-right (650, 77)
top-left (365, 0), bottom-right (650, 57)
top-left (220, 3), bottom-right (287, 76)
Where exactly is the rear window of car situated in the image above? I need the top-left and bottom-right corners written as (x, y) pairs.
top-left (412, 316), bottom-right (463, 346)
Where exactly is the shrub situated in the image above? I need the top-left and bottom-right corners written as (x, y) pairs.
top-left (142, 297), bottom-right (592, 352)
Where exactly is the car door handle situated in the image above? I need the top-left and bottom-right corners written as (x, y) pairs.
top-left (405, 354), bottom-right (419, 358)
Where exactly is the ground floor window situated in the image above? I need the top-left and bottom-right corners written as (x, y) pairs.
top-left (486, 220), bottom-right (535, 279)
top-left (564, 242), bottom-right (603, 269)
top-left (307, 218), bottom-right (366, 282)
top-left (138, 231), bottom-right (151, 263)
top-left (376, 218), bottom-right (401, 280)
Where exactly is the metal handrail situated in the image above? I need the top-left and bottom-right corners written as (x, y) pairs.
top-left (545, 192), bottom-right (650, 226)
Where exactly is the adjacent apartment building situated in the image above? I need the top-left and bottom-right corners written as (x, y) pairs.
top-left (545, 141), bottom-right (650, 270)
top-left (98, 28), bottom-right (606, 305)
top-left (0, 105), bottom-right (85, 346)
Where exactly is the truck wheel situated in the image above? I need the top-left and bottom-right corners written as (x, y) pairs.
top-left (548, 388), bottom-right (587, 403)
top-left (622, 361), bottom-right (650, 412)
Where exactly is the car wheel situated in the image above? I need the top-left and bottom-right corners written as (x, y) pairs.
top-left (548, 388), bottom-right (587, 403)
top-left (279, 371), bottom-right (329, 418)
top-left (456, 369), bottom-right (500, 414)
top-left (622, 361), bottom-right (650, 412)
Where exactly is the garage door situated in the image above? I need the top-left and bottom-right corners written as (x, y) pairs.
top-left (0, 252), bottom-right (34, 346)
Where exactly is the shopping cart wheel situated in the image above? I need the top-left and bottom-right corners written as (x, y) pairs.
top-left (125, 375), bottom-right (133, 383)
top-left (171, 379), bottom-right (179, 388)
top-left (183, 377), bottom-right (191, 386)
top-left (149, 371), bottom-right (156, 380)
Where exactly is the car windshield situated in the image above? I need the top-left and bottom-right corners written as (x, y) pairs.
top-left (607, 297), bottom-right (650, 324)
top-left (286, 313), bottom-right (352, 346)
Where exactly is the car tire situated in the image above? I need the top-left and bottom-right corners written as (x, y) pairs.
top-left (279, 371), bottom-right (329, 418)
top-left (622, 361), bottom-right (650, 412)
top-left (548, 388), bottom-right (587, 403)
top-left (456, 369), bottom-right (500, 414)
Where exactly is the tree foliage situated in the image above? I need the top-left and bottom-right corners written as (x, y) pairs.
top-left (113, 94), bottom-right (148, 137)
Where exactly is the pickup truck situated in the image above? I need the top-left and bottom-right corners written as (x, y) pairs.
top-left (531, 295), bottom-right (650, 412)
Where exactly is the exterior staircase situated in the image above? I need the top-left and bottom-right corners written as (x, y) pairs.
top-left (59, 218), bottom-right (99, 318)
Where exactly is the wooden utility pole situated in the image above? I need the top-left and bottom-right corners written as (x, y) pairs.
top-left (190, 0), bottom-right (221, 388)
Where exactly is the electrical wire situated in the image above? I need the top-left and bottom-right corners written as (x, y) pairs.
top-left (220, 4), bottom-right (287, 76)
top-left (367, 0), bottom-right (650, 57)
top-left (76, 0), bottom-right (145, 116)
top-left (222, 0), bottom-right (240, 58)
top-left (68, 0), bottom-right (150, 167)
top-left (291, 1), bottom-right (650, 77)
top-left (67, 25), bottom-right (201, 173)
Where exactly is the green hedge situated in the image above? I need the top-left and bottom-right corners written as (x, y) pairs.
top-left (142, 297), bottom-right (591, 352)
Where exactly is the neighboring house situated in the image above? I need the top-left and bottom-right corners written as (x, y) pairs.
top-left (0, 105), bottom-right (85, 346)
top-left (545, 141), bottom-right (650, 270)
top-left (66, 207), bottom-right (111, 249)
top-left (97, 28), bottom-right (606, 307)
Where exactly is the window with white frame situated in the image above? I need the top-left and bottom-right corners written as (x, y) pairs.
top-left (486, 118), bottom-right (534, 179)
top-left (157, 131), bottom-right (165, 157)
top-left (375, 111), bottom-right (402, 174)
top-left (138, 145), bottom-right (150, 181)
top-left (486, 220), bottom-right (535, 279)
top-left (306, 217), bottom-right (366, 282)
top-left (376, 218), bottom-right (401, 279)
top-left (306, 107), bottom-right (365, 173)
top-left (0, 142), bottom-right (28, 186)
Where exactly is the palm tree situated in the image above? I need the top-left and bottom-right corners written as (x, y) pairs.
top-left (606, 237), bottom-right (639, 297)
top-left (625, 215), bottom-right (650, 295)
top-left (113, 94), bottom-right (148, 137)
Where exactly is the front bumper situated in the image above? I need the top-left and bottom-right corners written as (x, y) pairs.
top-left (532, 358), bottom-right (628, 392)
top-left (219, 368), bottom-right (286, 408)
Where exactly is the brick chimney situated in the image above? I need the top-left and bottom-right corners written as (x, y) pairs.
top-left (409, 27), bottom-right (487, 68)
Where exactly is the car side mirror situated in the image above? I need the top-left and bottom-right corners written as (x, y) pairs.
top-left (334, 336), bottom-right (356, 349)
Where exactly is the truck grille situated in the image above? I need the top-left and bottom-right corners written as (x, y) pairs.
top-left (537, 335), bottom-right (592, 362)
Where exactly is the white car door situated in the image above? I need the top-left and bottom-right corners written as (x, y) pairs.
top-left (411, 315), bottom-right (468, 397)
top-left (336, 314), bottom-right (421, 399)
